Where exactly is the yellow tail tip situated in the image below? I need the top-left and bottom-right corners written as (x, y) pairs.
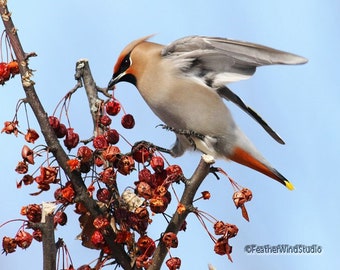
top-left (285, 181), bottom-right (294, 191)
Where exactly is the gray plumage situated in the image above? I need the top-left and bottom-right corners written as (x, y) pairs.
top-left (108, 35), bottom-right (307, 189)
top-left (161, 36), bottom-right (307, 144)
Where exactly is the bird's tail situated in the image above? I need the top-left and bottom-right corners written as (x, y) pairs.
top-left (229, 146), bottom-right (294, 190)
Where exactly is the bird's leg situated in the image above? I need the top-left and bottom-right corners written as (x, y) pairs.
top-left (157, 124), bottom-right (206, 150)
top-left (132, 140), bottom-right (173, 155)
top-left (157, 124), bottom-right (205, 140)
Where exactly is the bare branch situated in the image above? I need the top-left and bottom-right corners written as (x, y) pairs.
top-left (149, 156), bottom-right (213, 270)
top-left (75, 59), bottom-right (105, 136)
top-left (0, 3), bottom-right (132, 270)
top-left (0, 3), bottom-right (218, 269)
top-left (41, 215), bottom-right (57, 270)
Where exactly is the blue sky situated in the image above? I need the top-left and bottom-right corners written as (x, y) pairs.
top-left (0, 0), bottom-right (339, 269)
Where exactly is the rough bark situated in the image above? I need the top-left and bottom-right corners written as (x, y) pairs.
top-left (0, 2), bottom-right (214, 269)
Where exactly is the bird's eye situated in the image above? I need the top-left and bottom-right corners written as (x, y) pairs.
top-left (120, 54), bottom-right (131, 72)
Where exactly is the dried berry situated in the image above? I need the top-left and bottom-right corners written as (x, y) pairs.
top-left (132, 144), bottom-right (151, 163)
top-left (98, 167), bottom-right (116, 185)
top-left (138, 168), bottom-right (154, 185)
top-left (15, 161), bottom-right (28, 174)
top-left (90, 230), bottom-right (105, 247)
top-left (66, 158), bottom-right (80, 172)
top-left (77, 146), bottom-right (93, 163)
top-left (241, 188), bottom-right (253, 201)
top-left (150, 156), bottom-right (164, 173)
top-left (55, 123), bottom-right (67, 138)
top-left (60, 182), bottom-right (76, 203)
top-left (165, 164), bottom-right (183, 184)
top-left (153, 185), bottom-right (168, 197)
top-left (0, 62), bottom-right (10, 84)
top-left (201, 191), bottom-right (211, 200)
top-left (121, 114), bottom-right (135, 129)
top-left (136, 254), bottom-right (152, 269)
top-left (94, 156), bottom-right (104, 167)
top-left (225, 223), bottom-right (239, 238)
top-left (24, 129), bottom-right (39, 143)
top-left (93, 216), bottom-right (110, 229)
top-left (102, 145), bottom-right (121, 163)
top-left (35, 166), bottom-right (59, 185)
top-left (21, 204), bottom-right (42, 223)
top-left (54, 211), bottom-right (68, 226)
top-left (232, 190), bottom-right (246, 208)
top-left (17, 174), bottom-right (34, 188)
top-left (149, 195), bottom-right (169, 213)
top-left (233, 188), bottom-right (252, 221)
top-left (135, 207), bottom-right (149, 220)
top-left (48, 116), bottom-right (60, 130)
top-left (213, 221), bottom-right (226, 235)
top-left (105, 99), bottom-right (121, 116)
top-left (63, 128), bottom-right (79, 151)
top-left (15, 230), bottom-right (33, 249)
top-left (96, 188), bottom-right (111, 203)
top-left (7, 60), bottom-right (20, 76)
top-left (166, 257), bottom-right (181, 270)
top-left (2, 121), bottom-right (19, 136)
top-left (153, 170), bottom-right (167, 187)
top-left (213, 221), bottom-right (238, 238)
top-left (115, 230), bottom-right (133, 244)
top-left (162, 232), bottom-right (178, 248)
top-left (116, 155), bottom-right (135, 175)
top-left (2, 236), bottom-right (17, 254)
top-left (135, 181), bottom-right (153, 199)
top-left (137, 235), bottom-right (155, 257)
top-left (93, 134), bottom-right (108, 150)
top-left (79, 161), bottom-right (91, 174)
top-left (106, 128), bottom-right (119, 144)
top-left (21, 145), bottom-right (35, 165)
top-left (214, 237), bottom-right (233, 262)
top-left (100, 115), bottom-right (112, 126)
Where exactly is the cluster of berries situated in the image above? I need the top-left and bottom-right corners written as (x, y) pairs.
top-left (0, 60), bottom-right (19, 85)
top-left (1, 81), bottom-right (253, 269)
top-left (69, 142), bottom-right (185, 269)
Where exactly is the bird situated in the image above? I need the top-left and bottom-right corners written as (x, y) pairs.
top-left (108, 35), bottom-right (307, 190)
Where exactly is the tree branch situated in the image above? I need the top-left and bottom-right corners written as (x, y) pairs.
top-left (0, 3), bottom-right (132, 270)
top-left (41, 215), bottom-right (57, 270)
top-left (1, 3), bottom-right (216, 269)
top-left (75, 59), bottom-right (105, 136)
top-left (149, 156), bottom-right (213, 270)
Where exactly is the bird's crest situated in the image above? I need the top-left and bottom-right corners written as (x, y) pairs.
top-left (114, 34), bottom-right (155, 74)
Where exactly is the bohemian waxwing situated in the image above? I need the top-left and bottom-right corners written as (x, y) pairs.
top-left (108, 35), bottom-right (307, 190)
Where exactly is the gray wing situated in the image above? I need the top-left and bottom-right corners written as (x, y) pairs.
top-left (161, 35), bottom-right (308, 86)
top-left (217, 86), bottom-right (285, 144)
top-left (161, 36), bottom-right (307, 143)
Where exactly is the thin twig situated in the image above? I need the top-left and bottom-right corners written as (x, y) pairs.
top-left (0, 3), bottom-right (132, 270)
top-left (149, 156), bottom-right (213, 270)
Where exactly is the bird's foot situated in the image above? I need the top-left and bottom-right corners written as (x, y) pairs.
top-left (157, 124), bottom-right (205, 139)
top-left (156, 124), bottom-right (205, 150)
top-left (132, 140), bottom-right (173, 155)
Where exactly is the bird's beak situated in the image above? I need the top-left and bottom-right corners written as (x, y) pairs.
top-left (107, 72), bottom-right (125, 90)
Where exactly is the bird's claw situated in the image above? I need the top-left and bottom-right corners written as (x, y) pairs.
top-left (132, 140), bottom-right (173, 155)
top-left (156, 124), bottom-right (206, 150)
